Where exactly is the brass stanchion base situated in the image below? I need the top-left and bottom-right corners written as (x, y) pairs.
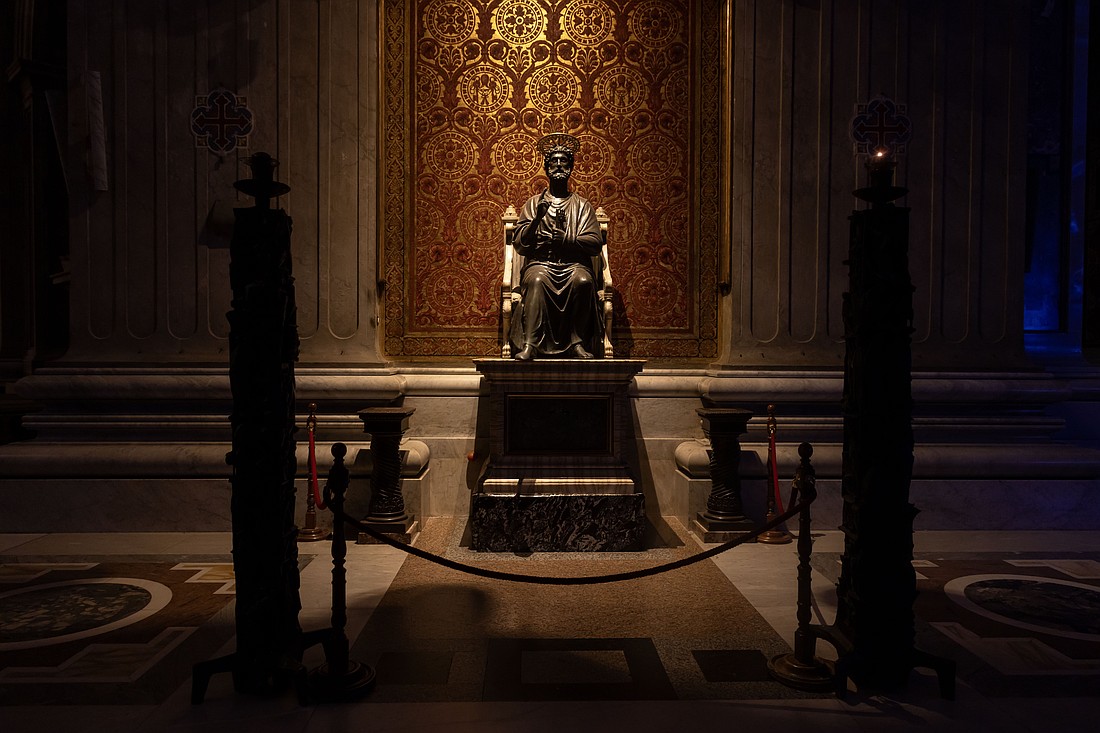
top-left (307, 660), bottom-right (376, 702)
top-left (297, 525), bottom-right (330, 542)
top-left (757, 510), bottom-right (792, 544)
top-left (768, 652), bottom-right (835, 692)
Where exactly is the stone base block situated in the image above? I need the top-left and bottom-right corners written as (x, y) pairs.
top-left (356, 516), bottom-right (419, 545)
top-left (470, 493), bottom-right (645, 552)
top-left (691, 513), bottom-right (757, 543)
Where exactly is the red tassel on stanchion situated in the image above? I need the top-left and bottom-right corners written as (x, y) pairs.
top-left (758, 403), bottom-right (793, 544)
top-left (298, 402), bottom-right (329, 542)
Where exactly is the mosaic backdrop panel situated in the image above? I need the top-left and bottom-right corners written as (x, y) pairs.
top-left (382, 0), bottom-right (720, 358)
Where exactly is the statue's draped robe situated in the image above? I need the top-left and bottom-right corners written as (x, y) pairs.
top-left (510, 192), bottom-right (604, 356)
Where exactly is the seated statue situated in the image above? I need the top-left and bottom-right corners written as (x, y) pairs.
top-left (508, 133), bottom-right (604, 360)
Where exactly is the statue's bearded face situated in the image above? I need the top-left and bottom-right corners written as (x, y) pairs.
top-left (545, 151), bottom-right (574, 181)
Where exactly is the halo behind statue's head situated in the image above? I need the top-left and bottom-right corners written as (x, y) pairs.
top-left (537, 132), bottom-right (581, 165)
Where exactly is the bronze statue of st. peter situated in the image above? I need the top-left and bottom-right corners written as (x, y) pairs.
top-left (509, 133), bottom-right (603, 360)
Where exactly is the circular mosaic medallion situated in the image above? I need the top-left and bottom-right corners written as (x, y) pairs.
top-left (564, 0), bottom-right (615, 46)
top-left (424, 131), bottom-right (476, 179)
top-left (528, 65), bottom-right (580, 114)
top-left (416, 202), bottom-right (445, 241)
top-left (631, 271), bottom-right (677, 318)
top-left (660, 202), bottom-right (690, 244)
top-left (0, 578), bottom-right (172, 651)
top-left (492, 132), bottom-right (541, 180)
top-left (629, 0), bottom-right (681, 47)
top-left (662, 68), bottom-right (690, 111)
top-left (424, 0), bottom-right (477, 44)
top-left (604, 201), bottom-right (647, 246)
top-left (494, 0), bottom-right (545, 45)
top-left (629, 133), bottom-right (682, 182)
top-left (460, 200), bottom-right (508, 244)
top-left (422, 268), bottom-right (478, 317)
top-left (944, 574), bottom-right (1100, 642)
top-left (459, 64), bottom-right (510, 114)
top-left (595, 67), bottom-right (647, 115)
top-left (417, 72), bottom-right (443, 112)
top-left (571, 133), bottom-right (612, 183)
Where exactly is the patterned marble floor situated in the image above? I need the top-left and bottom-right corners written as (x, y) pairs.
top-left (1, 527), bottom-right (1099, 732)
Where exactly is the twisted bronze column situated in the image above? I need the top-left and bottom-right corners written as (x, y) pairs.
top-left (359, 407), bottom-right (418, 542)
top-left (693, 407), bottom-right (755, 541)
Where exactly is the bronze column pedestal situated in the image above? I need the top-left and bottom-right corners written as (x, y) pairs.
top-left (692, 407), bottom-right (756, 542)
top-left (357, 407), bottom-right (419, 544)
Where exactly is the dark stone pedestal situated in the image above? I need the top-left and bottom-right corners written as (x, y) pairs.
top-left (471, 359), bottom-right (645, 552)
top-left (470, 493), bottom-right (645, 552)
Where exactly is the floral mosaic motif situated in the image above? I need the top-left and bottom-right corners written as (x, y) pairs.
top-left (571, 132), bottom-right (612, 183)
top-left (419, 269), bottom-right (478, 318)
top-left (424, 131), bottom-right (477, 179)
top-left (425, 0), bottom-right (478, 43)
top-left (629, 133), bottom-right (683, 183)
top-left (190, 89), bottom-right (253, 154)
top-left (492, 132), bottom-right (542, 179)
top-left (528, 64), bottom-right (580, 113)
top-left (629, 0), bottom-right (681, 47)
top-left (564, 0), bottom-right (615, 46)
top-left (385, 0), bottom-right (717, 357)
top-left (494, 0), bottom-right (545, 44)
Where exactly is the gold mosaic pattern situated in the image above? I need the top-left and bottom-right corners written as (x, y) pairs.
top-left (382, 0), bottom-right (720, 358)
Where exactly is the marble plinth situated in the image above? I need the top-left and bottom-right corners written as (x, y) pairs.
top-left (692, 513), bottom-right (757, 543)
top-left (471, 359), bottom-right (647, 551)
top-left (357, 517), bottom-right (419, 545)
top-left (472, 359), bottom-right (645, 495)
top-left (469, 493), bottom-right (645, 552)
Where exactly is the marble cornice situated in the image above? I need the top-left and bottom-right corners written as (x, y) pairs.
top-left (678, 441), bottom-right (1100, 480)
top-left (10, 365), bottom-right (1075, 408)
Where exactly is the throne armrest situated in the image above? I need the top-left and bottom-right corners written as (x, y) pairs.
top-left (595, 207), bottom-right (613, 358)
top-left (500, 204), bottom-right (520, 358)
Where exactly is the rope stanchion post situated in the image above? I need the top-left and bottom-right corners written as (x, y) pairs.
top-left (358, 407), bottom-right (418, 544)
top-left (306, 443), bottom-right (376, 701)
top-left (298, 402), bottom-right (329, 542)
top-left (758, 404), bottom-right (792, 545)
top-left (768, 443), bottom-right (838, 692)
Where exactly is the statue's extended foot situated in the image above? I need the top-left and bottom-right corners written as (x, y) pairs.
top-left (515, 345), bottom-right (536, 361)
top-left (570, 343), bottom-right (593, 359)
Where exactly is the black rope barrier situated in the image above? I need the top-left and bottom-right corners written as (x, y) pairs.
top-left (328, 497), bottom-right (811, 586)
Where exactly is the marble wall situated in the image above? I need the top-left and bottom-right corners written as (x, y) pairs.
top-left (56, 0), bottom-right (1030, 370)
top-left (2, 1), bottom-right (1092, 534)
top-left (65, 0), bottom-right (385, 364)
top-left (725, 0), bottom-right (1028, 369)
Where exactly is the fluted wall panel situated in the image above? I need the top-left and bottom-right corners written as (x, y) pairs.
top-left (66, 0), bottom-right (383, 364)
top-left (723, 0), bottom-right (1030, 369)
